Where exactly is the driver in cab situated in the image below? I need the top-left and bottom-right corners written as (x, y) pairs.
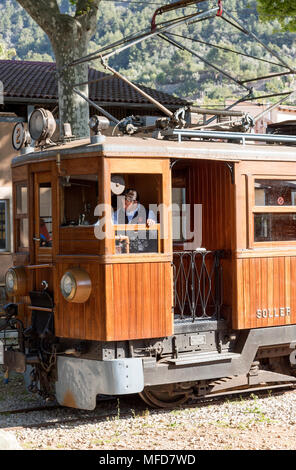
top-left (112, 189), bottom-right (156, 226)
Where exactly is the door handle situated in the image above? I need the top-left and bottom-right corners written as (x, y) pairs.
top-left (33, 237), bottom-right (40, 242)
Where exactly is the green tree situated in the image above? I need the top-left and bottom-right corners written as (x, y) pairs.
top-left (15, 0), bottom-right (102, 138)
top-left (0, 39), bottom-right (16, 59)
top-left (257, 0), bottom-right (296, 31)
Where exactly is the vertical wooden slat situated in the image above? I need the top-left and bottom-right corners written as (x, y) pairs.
top-left (267, 257), bottom-right (274, 328)
top-left (285, 256), bottom-right (291, 325)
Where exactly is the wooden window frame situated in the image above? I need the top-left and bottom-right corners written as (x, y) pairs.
top-left (247, 174), bottom-right (296, 249)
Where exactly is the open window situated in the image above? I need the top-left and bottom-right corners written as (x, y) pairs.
top-left (110, 173), bottom-right (162, 254)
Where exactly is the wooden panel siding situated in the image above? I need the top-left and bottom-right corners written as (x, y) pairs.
top-left (54, 260), bottom-right (172, 341)
top-left (54, 261), bottom-right (106, 340)
top-left (105, 261), bottom-right (173, 341)
top-left (234, 255), bottom-right (296, 329)
top-left (59, 227), bottom-right (102, 255)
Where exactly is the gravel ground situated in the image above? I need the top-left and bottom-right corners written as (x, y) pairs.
top-left (0, 371), bottom-right (296, 450)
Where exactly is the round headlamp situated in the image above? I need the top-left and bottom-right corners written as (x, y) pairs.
top-left (5, 266), bottom-right (27, 296)
top-left (28, 108), bottom-right (56, 142)
top-left (60, 268), bottom-right (92, 303)
top-left (89, 115), bottom-right (110, 134)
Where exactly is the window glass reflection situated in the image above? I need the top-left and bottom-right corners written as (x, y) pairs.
top-left (255, 179), bottom-right (296, 206)
top-left (60, 175), bottom-right (98, 226)
top-left (20, 218), bottom-right (29, 248)
top-left (39, 183), bottom-right (52, 247)
top-left (254, 213), bottom-right (296, 242)
top-left (16, 184), bottom-right (27, 214)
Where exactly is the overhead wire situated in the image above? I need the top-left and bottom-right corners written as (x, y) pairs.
top-left (167, 32), bottom-right (288, 69)
top-left (69, 0), bottom-right (296, 120)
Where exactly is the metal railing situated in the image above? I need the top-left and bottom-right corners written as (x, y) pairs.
top-left (173, 250), bottom-right (224, 321)
top-left (173, 129), bottom-right (296, 145)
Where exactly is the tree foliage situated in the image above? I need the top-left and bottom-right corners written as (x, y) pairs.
top-left (0, 39), bottom-right (16, 59)
top-left (257, 0), bottom-right (296, 32)
top-left (1, 0), bottom-right (296, 105)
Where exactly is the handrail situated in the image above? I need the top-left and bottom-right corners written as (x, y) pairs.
top-left (173, 129), bottom-right (296, 145)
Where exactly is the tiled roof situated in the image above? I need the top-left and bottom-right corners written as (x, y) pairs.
top-left (0, 60), bottom-right (189, 107)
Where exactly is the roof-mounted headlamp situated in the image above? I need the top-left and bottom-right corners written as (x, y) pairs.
top-left (28, 108), bottom-right (56, 145)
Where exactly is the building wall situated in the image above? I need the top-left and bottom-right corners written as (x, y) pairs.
top-left (225, 102), bottom-right (296, 134)
top-left (0, 122), bottom-right (19, 283)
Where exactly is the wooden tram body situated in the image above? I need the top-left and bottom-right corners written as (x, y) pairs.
top-left (4, 133), bottom-right (296, 409)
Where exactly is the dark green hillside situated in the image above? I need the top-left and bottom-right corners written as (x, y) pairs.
top-left (0, 0), bottom-right (295, 104)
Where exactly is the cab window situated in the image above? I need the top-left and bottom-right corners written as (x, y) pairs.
top-left (60, 175), bottom-right (98, 226)
top-left (111, 173), bottom-right (162, 254)
top-left (15, 182), bottom-right (29, 251)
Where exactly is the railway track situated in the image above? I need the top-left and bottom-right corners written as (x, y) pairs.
top-left (1, 382), bottom-right (296, 432)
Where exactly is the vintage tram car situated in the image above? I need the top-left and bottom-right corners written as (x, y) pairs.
top-left (2, 113), bottom-right (296, 409)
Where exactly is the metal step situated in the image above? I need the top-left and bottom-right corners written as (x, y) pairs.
top-left (165, 351), bottom-right (241, 366)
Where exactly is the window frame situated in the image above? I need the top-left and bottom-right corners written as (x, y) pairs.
top-left (59, 174), bottom-right (99, 228)
top-left (247, 174), bottom-right (296, 248)
top-left (38, 181), bottom-right (53, 248)
top-left (0, 199), bottom-right (10, 252)
top-left (14, 181), bottom-right (29, 253)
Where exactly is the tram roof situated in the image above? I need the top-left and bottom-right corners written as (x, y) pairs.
top-left (11, 135), bottom-right (296, 167)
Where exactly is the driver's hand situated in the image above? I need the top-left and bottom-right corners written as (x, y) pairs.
top-left (147, 219), bottom-right (156, 227)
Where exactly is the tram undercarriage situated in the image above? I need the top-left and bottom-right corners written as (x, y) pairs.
top-left (2, 294), bottom-right (296, 409)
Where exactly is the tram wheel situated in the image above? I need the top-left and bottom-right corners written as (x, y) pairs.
top-left (139, 385), bottom-right (190, 408)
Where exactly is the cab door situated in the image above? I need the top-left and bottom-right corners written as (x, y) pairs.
top-left (33, 172), bottom-right (53, 264)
